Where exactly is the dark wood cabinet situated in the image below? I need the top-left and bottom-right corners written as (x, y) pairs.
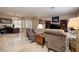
top-left (60, 20), bottom-right (68, 32)
top-left (45, 21), bottom-right (51, 28)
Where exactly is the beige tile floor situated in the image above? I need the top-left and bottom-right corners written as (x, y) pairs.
top-left (0, 32), bottom-right (48, 52)
top-left (0, 32), bottom-right (70, 52)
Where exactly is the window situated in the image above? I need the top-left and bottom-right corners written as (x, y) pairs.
top-left (13, 20), bottom-right (22, 28)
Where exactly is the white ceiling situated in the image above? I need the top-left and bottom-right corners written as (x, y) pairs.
top-left (0, 7), bottom-right (79, 17)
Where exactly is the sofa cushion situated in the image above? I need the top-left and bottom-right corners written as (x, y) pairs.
top-left (44, 29), bottom-right (66, 37)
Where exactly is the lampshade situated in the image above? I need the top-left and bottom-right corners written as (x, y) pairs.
top-left (37, 24), bottom-right (44, 29)
top-left (68, 17), bottom-right (79, 29)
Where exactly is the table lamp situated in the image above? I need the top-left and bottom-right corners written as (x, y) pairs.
top-left (37, 24), bottom-right (44, 35)
top-left (68, 17), bottom-right (79, 52)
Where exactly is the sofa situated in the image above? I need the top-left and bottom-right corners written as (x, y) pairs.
top-left (0, 26), bottom-right (13, 34)
top-left (0, 26), bottom-right (19, 34)
top-left (44, 29), bottom-right (66, 52)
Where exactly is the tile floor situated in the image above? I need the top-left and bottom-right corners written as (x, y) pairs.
top-left (0, 32), bottom-right (48, 52)
top-left (0, 32), bottom-right (70, 52)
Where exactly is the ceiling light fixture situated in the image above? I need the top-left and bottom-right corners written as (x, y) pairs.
top-left (50, 7), bottom-right (55, 9)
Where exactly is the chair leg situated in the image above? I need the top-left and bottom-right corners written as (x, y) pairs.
top-left (48, 48), bottom-right (50, 52)
top-left (36, 42), bottom-right (38, 44)
top-left (42, 45), bottom-right (43, 48)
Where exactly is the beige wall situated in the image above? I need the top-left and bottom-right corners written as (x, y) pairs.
top-left (32, 18), bottom-right (39, 31)
top-left (38, 14), bottom-right (77, 21)
top-left (77, 12), bottom-right (79, 16)
top-left (59, 14), bottom-right (76, 20)
top-left (0, 13), bottom-right (77, 30)
top-left (32, 14), bottom-right (77, 31)
top-left (23, 14), bottom-right (77, 31)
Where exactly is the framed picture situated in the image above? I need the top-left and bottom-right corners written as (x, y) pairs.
top-left (52, 16), bottom-right (59, 22)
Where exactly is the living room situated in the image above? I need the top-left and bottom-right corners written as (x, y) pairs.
top-left (0, 7), bottom-right (79, 52)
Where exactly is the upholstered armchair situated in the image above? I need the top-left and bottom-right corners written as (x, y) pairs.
top-left (26, 28), bottom-right (36, 42)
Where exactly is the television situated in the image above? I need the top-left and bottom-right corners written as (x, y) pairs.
top-left (50, 24), bottom-right (61, 29)
top-left (52, 16), bottom-right (59, 22)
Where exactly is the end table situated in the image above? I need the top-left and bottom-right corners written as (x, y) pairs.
top-left (36, 33), bottom-right (45, 48)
